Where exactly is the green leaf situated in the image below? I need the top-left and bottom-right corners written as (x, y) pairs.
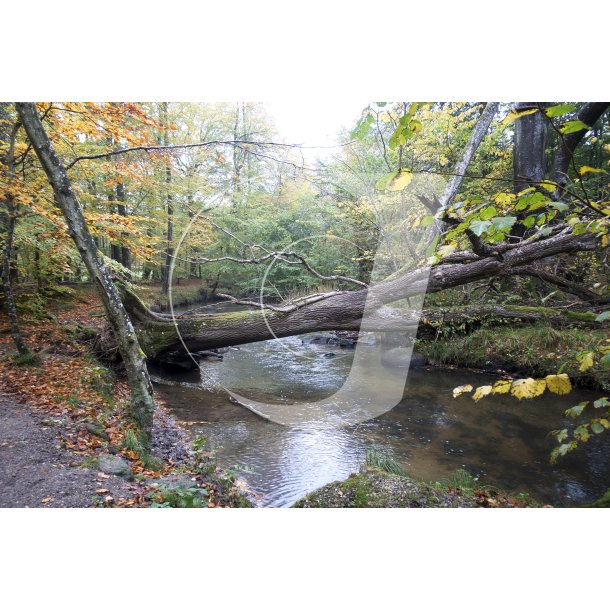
top-left (469, 220), bottom-right (492, 237)
top-left (591, 422), bottom-right (605, 434)
top-left (600, 353), bottom-right (610, 369)
top-left (351, 112), bottom-right (374, 140)
top-left (593, 398), bottom-right (609, 409)
top-left (595, 311), bottom-right (610, 322)
top-left (491, 216), bottom-right (517, 231)
top-left (549, 201), bottom-right (570, 212)
top-left (480, 206), bottom-right (497, 221)
top-left (565, 403), bottom-right (586, 418)
top-left (574, 425), bottom-right (591, 442)
top-left (554, 429), bottom-right (568, 443)
top-left (522, 215), bottom-right (537, 228)
top-left (421, 214), bottom-right (435, 227)
top-left (560, 120), bottom-right (589, 135)
top-left (425, 235), bottom-right (441, 258)
top-left (544, 103), bottom-right (576, 118)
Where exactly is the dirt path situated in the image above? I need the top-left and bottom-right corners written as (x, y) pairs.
top-left (0, 396), bottom-right (143, 508)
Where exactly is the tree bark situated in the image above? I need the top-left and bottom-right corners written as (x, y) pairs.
top-left (114, 226), bottom-right (597, 359)
top-left (16, 103), bottom-right (156, 443)
top-left (513, 102), bottom-right (550, 195)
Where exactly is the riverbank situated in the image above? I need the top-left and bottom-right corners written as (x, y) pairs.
top-left (418, 324), bottom-right (609, 390)
top-left (292, 468), bottom-right (544, 508)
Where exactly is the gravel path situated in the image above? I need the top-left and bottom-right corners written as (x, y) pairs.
top-left (0, 396), bottom-right (140, 508)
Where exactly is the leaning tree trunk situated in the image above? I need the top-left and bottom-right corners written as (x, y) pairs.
top-left (107, 226), bottom-right (597, 361)
top-left (16, 103), bottom-right (156, 444)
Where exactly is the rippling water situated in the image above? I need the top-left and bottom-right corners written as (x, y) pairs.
top-left (152, 334), bottom-right (610, 507)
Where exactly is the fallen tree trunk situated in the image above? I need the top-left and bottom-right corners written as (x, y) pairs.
top-left (100, 226), bottom-right (599, 362)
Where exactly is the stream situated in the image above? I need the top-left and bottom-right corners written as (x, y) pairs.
top-left (152, 328), bottom-right (610, 507)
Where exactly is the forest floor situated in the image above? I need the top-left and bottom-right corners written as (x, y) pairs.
top-left (0, 287), bottom-right (252, 508)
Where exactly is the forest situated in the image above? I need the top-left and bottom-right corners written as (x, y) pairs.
top-left (1, 101), bottom-right (609, 508)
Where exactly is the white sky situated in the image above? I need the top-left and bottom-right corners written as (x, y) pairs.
top-left (264, 100), bottom-right (371, 161)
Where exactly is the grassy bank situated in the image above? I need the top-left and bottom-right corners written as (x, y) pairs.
top-left (293, 467), bottom-right (542, 508)
top-left (418, 324), bottom-right (609, 390)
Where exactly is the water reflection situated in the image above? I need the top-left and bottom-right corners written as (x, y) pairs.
top-left (152, 335), bottom-right (610, 507)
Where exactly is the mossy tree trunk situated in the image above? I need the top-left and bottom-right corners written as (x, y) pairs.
top-left (16, 103), bottom-right (156, 444)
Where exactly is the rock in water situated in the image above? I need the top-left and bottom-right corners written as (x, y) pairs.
top-left (97, 454), bottom-right (132, 478)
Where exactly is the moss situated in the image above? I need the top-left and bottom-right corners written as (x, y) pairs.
top-left (590, 489), bottom-right (610, 508)
top-left (292, 469), bottom-right (544, 508)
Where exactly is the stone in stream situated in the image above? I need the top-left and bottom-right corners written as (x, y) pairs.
top-left (97, 454), bottom-right (132, 478)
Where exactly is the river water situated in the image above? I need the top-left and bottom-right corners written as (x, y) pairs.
top-left (152, 333), bottom-right (610, 507)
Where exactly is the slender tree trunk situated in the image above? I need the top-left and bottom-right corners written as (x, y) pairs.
top-left (160, 102), bottom-right (173, 295)
top-left (2, 204), bottom-right (31, 356)
top-left (116, 180), bottom-right (131, 269)
top-left (16, 103), bottom-right (156, 443)
top-left (0, 104), bottom-right (31, 356)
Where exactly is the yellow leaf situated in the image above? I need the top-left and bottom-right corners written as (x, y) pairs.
top-left (540, 180), bottom-right (558, 192)
top-left (493, 193), bottom-right (515, 206)
top-left (453, 384), bottom-right (473, 398)
top-left (511, 378), bottom-right (547, 400)
top-left (503, 107), bottom-right (539, 125)
top-left (578, 352), bottom-right (594, 372)
top-left (545, 374), bottom-right (572, 396)
top-left (473, 385), bottom-right (493, 402)
top-left (41, 497), bottom-right (52, 503)
top-left (388, 170), bottom-right (413, 192)
top-left (578, 166), bottom-right (606, 176)
top-left (492, 379), bottom-right (512, 394)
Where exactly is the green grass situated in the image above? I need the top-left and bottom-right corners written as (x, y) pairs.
top-left (122, 428), bottom-right (164, 471)
top-left (365, 447), bottom-right (408, 476)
